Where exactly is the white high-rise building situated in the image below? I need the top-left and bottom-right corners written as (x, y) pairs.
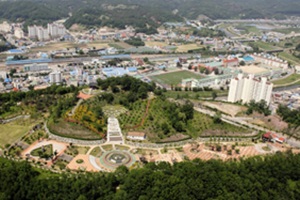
top-left (37, 27), bottom-right (49, 41)
top-left (228, 74), bottom-right (273, 105)
top-left (28, 25), bottom-right (38, 38)
top-left (28, 25), bottom-right (49, 41)
top-left (49, 71), bottom-right (62, 84)
top-left (47, 23), bottom-right (66, 38)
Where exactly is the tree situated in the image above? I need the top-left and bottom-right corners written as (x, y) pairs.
top-left (239, 61), bottom-right (246, 66)
top-left (212, 91), bottom-right (217, 100)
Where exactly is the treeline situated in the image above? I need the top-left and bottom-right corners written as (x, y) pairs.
top-left (124, 37), bottom-right (145, 47)
top-left (192, 28), bottom-right (225, 38)
top-left (160, 99), bottom-right (194, 133)
top-left (0, 1), bottom-right (66, 28)
top-left (97, 75), bottom-right (156, 105)
top-left (0, 85), bottom-right (79, 117)
top-left (1, 152), bottom-right (300, 199)
top-left (1, 0), bottom-right (300, 32)
top-left (277, 104), bottom-right (300, 126)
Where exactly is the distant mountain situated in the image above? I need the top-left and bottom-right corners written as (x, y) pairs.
top-left (0, 0), bottom-right (300, 32)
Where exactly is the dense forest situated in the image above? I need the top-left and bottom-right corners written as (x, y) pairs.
top-left (0, 152), bottom-right (300, 199)
top-left (0, 0), bottom-right (300, 31)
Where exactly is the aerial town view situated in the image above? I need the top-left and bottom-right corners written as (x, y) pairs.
top-left (0, 0), bottom-right (300, 199)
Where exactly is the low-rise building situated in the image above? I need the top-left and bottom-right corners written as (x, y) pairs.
top-left (23, 63), bottom-right (49, 72)
top-left (127, 132), bottom-right (146, 140)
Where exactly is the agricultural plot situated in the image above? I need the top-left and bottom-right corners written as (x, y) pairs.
top-left (150, 70), bottom-right (204, 86)
top-left (145, 41), bottom-right (169, 47)
top-left (176, 44), bottom-right (202, 52)
top-left (109, 42), bottom-right (133, 49)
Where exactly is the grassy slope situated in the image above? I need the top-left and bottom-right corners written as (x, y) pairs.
top-left (0, 119), bottom-right (36, 148)
top-left (272, 73), bottom-right (300, 85)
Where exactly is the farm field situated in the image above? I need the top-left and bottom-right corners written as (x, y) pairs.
top-left (145, 41), bottom-right (168, 47)
top-left (272, 73), bottom-right (300, 86)
top-left (150, 70), bottom-right (205, 86)
top-left (48, 120), bottom-right (102, 140)
top-left (0, 119), bottom-right (37, 148)
top-left (176, 44), bottom-right (202, 52)
top-left (109, 42), bottom-right (133, 49)
top-left (29, 41), bottom-right (110, 52)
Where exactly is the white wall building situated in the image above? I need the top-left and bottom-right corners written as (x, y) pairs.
top-left (14, 28), bottom-right (24, 39)
top-left (48, 23), bottom-right (66, 38)
top-left (28, 25), bottom-right (38, 38)
top-left (49, 71), bottom-right (62, 84)
top-left (228, 74), bottom-right (273, 105)
top-left (28, 25), bottom-right (50, 41)
top-left (0, 21), bottom-right (11, 33)
top-left (23, 63), bottom-right (49, 72)
top-left (126, 132), bottom-right (146, 140)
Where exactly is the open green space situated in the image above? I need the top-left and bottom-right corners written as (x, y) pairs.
top-left (90, 146), bottom-right (103, 157)
top-left (31, 144), bottom-right (53, 157)
top-left (0, 119), bottom-right (37, 148)
top-left (102, 144), bottom-right (113, 151)
top-left (272, 28), bottom-right (300, 34)
top-left (48, 119), bottom-right (102, 140)
top-left (272, 73), bottom-right (300, 86)
top-left (278, 52), bottom-right (300, 65)
top-left (24, 130), bottom-right (48, 145)
top-left (115, 145), bottom-right (130, 151)
top-left (65, 146), bottom-right (90, 156)
top-left (150, 71), bottom-right (205, 86)
top-left (249, 41), bottom-right (281, 51)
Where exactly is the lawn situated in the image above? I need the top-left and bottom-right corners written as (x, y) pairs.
top-left (272, 73), bottom-right (300, 86)
top-left (31, 144), bottom-right (53, 157)
top-left (101, 144), bottom-right (113, 151)
top-left (150, 70), bottom-right (204, 86)
top-left (48, 119), bottom-right (102, 140)
top-left (90, 146), bottom-right (103, 157)
top-left (278, 52), bottom-right (300, 65)
top-left (0, 119), bottom-right (36, 148)
top-left (65, 146), bottom-right (90, 156)
top-left (115, 145), bottom-right (130, 151)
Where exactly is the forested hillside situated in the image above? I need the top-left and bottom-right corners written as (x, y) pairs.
top-left (0, 152), bottom-right (300, 199)
top-left (0, 0), bottom-right (300, 31)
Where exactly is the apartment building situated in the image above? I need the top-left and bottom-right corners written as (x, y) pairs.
top-left (47, 23), bottom-right (66, 38)
top-left (228, 74), bottom-right (273, 105)
top-left (49, 71), bottom-right (62, 84)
